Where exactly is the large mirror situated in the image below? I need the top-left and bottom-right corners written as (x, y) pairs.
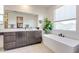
top-left (4, 10), bottom-right (38, 29)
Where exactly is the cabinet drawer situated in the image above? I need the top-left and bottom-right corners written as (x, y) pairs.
top-left (4, 42), bottom-right (16, 50)
top-left (4, 36), bottom-right (16, 43)
top-left (4, 32), bottom-right (16, 36)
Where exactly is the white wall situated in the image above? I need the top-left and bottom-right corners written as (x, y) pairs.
top-left (7, 11), bottom-right (38, 28)
top-left (76, 5), bottom-right (79, 32)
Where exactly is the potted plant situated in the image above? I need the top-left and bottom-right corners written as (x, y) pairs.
top-left (43, 17), bottom-right (53, 34)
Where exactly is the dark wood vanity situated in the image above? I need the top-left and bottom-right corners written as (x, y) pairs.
top-left (3, 30), bottom-right (42, 50)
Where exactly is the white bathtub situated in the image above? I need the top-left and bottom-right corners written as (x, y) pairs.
top-left (43, 34), bottom-right (79, 53)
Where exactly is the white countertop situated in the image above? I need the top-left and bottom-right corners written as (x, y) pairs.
top-left (0, 29), bottom-right (42, 32)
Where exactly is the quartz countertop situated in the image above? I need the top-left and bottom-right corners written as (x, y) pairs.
top-left (0, 29), bottom-right (42, 33)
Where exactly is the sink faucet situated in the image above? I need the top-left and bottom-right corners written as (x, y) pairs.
top-left (25, 27), bottom-right (27, 30)
top-left (58, 33), bottom-right (65, 37)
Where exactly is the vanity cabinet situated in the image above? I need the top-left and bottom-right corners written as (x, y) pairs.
top-left (4, 31), bottom-right (42, 50)
top-left (4, 32), bottom-right (16, 50)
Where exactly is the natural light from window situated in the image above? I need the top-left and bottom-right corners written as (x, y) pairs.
top-left (54, 5), bottom-right (76, 31)
top-left (0, 6), bottom-right (4, 14)
top-left (0, 5), bottom-right (4, 29)
top-left (0, 15), bottom-right (3, 21)
top-left (0, 5), bottom-right (4, 24)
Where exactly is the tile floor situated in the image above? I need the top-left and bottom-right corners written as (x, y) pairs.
top-left (0, 43), bottom-right (53, 53)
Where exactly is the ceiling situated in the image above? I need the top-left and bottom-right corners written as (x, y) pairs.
top-left (4, 5), bottom-right (56, 15)
top-left (4, 5), bottom-right (55, 9)
top-left (31, 5), bottom-right (54, 8)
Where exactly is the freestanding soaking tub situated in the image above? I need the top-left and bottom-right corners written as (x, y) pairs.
top-left (43, 34), bottom-right (79, 53)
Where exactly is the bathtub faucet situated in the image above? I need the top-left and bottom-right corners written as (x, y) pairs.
top-left (58, 33), bottom-right (65, 37)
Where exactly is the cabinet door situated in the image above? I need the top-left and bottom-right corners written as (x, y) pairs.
top-left (35, 31), bottom-right (42, 43)
top-left (27, 31), bottom-right (36, 44)
top-left (16, 31), bottom-right (26, 41)
top-left (4, 42), bottom-right (16, 50)
top-left (16, 31), bottom-right (27, 47)
top-left (25, 31), bottom-right (29, 45)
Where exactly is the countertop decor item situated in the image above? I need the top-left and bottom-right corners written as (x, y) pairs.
top-left (36, 27), bottom-right (39, 30)
top-left (43, 17), bottom-right (53, 34)
top-left (39, 20), bottom-right (42, 24)
top-left (17, 16), bottom-right (23, 28)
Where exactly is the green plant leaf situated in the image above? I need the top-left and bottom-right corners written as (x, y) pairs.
top-left (43, 17), bottom-right (54, 33)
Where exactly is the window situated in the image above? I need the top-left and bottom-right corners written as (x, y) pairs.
top-left (54, 5), bottom-right (76, 31)
top-left (0, 5), bottom-right (4, 29)
top-left (0, 15), bottom-right (3, 21)
top-left (0, 6), bottom-right (4, 14)
top-left (0, 5), bottom-right (4, 24)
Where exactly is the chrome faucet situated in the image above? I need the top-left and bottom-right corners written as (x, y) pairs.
top-left (58, 33), bottom-right (65, 37)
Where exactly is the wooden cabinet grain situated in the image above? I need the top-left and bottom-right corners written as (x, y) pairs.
top-left (4, 36), bottom-right (16, 43)
top-left (4, 42), bottom-right (16, 50)
top-left (4, 31), bottom-right (42, 50)
top-left (27, 31), bottom-right (42, 44)
top-left (35, 31), bottom-right (42, 42)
